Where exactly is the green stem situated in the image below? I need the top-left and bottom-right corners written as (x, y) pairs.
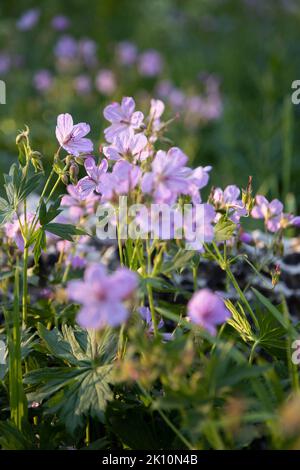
top-left (147, 283), bottom-right (158, 337)
top-left (22, 246), bottom-right (29, 328)
top-left (192, 265), bottom-right (198, 291)
top-left (226, 267), bottom-right (259, 330)
top-left (138, 382), bottom-right (195, 450)
top-left (85, 419), bottom-right (90, 446)
top-left (249, 340), bottom-right (259, 364)
top-left (146, 239), bottom-right (158, 337)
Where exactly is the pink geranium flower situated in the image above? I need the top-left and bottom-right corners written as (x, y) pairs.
top-left (61, 183), bottom-right (100, 220)
top-left (56, 113), bottom-right (93, 156)
top-left (103, 129), bottom-right (149, 162)
top-left (103, 97), bottom-right (144, 143)
top-left (251, 195), bottom-right (283, 232)
top-left (141, 147), bottom-right (190, 204)
top-left (67, 264), bottom-right (138, 329)
top-left (76, 157), bottom-right (108, 199)
top-left (100, 160), bottom-right (141, 202)
top-left (213, 185), bottom-right (247, 223)
top-left (187, 288), bottom-right (230, 336)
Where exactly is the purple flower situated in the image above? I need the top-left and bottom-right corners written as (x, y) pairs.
top-left (103, 97), bottom-right (144, 143)
top-left (5, 213), bottom-right (37, 251)
top-left (103, 129), bottom-right (148, 162)
top-left (0, 53), bottom-right (11, 75)
top-left (61, 184), bottom-right (100, 220)
top-left (187, 289), bottom-right (231, 336)
top-left (56, 113), bottom-right (93, 156)
top-left (67, 264), bottom-right (138, 329)
top-left (116, 41), bottom-right (137, 66)
top-left (184, 203), bottom-right (216, 251)
top-left (100, 161), bottom-right (141, 202)
top-left (168, 88), bottom-right (186, 110)
top-left (141, 147), bottom-right (190, 204)
top-left (51, 15), bottom-right (70, 31)
top-left (139, 307), bottom-right (172, 340)
top-left (213, 185), bottom-right (247, 223)
top-left (74, 75), bottom-right (92, 95)
top-left (148, 99), bottom-right (165, 142)
top-left (149, 99), bottom-right (165, 121)
top-left (54, 35), bottom-right (77, 59)
top-left (95, 69), bottom-right (116, 96)
top-left (278, 213), bottom-right (300, 230)
top-left (33, 70), bottom-right (53, 92)
top-left (251, 195), bottom-right (283, 232)
top-left (138, 50), bottom-right (163, 77)
top-left (76, 157), bottom-right (108, 199)
top-left (186, 165), bottom-right (212, 204)
top-left (156, 79), bottom-right (173, 98)
top-left (16, 9), bottom-right (40, 31)
top-left (78, 39), bottom-right (97, 66)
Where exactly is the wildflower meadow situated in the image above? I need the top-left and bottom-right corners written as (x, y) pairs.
top-left (1, 0), bottom-right (300, 458)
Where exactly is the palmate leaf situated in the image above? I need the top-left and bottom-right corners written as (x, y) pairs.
top-left (44, 222), bottom-right (87, 241)
top-left (252, 288), bottom-right (298, 339)
top-left (214, 215), bottom-right (236, 242)
top-left (25, 324), bottom-right (117, 433)
top-left (0, 196), bottom-right (14, 226)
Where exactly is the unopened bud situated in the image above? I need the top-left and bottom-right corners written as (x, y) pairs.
top-left (60, 174), bottom-right (69, 185)
top-left (66, 155), bottom-right (73, 165)
top-left (242, 176), bottom-right (254, 212)
top-left (271, 264), bottom-right (281, 287)
top-left (75, 156), bottom-right (85, 166)
top-left (70, 163), bottom-right (79, 184)
top-left (16, 126), bottom-right (29, 146)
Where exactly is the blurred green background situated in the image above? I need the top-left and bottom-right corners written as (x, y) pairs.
top-left (1, 0), bottom-right (300, 211)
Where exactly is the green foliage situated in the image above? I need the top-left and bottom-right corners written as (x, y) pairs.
top-left (25, 324), bottom-right (117, 434)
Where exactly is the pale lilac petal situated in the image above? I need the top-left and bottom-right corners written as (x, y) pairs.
top-left (56, 113), bottom-right (73, 144)
top-left (103, 102), bottom-right (123, 122)
top-left (130, 111), bottom-right (144, 128)
top-left (141, 173), bottom-right (154, 193)
top-left (121, 97), bottom-right (135, 117)
top-left (108, 268), bottom-right (138, 300)
top-left (76, 177), bottom-right (96, 198)
top-left (269, 199), bottom-right (283, 216)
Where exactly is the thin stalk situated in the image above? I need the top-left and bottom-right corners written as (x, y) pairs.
top-left (4, 260), bottom-right (27, 430)
top-left (147, 283), bottom-right (158, 337)
top-left (85, 419), bottom-right (90, 446)
top-left (249, 340), bottom-right (259, 364)
top-left (146, 239), bottom-right (158, 337)
top-left (22, 246), bottom-right (29, 328)
top-left (138, 382), bottom-right (195, 450)
top-left (192, 265), bottom-right (198, 291)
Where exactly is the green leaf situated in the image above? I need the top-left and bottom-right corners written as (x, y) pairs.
top-left (25, 325), bottom-right (117, 433)
top-left (44, 222), bottom-right (87, 241)
top-left (39, 199), bottom-right (62, 226)
top-left (252, 288), bottom-right (298, 339)
top-left (162, 249), bottom-right (195, 273)
top-left (32, 228), bottom-right (46, 264)
top-left (0, 421), bottom-right (34, 450)
top-left (214, 215), bottom-right (236, 242)
top-left (18, 172), bottom-right (42, 202)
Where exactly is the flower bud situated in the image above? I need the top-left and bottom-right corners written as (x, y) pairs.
top-left (66, 155), bottom-right (73, 165)
top-left (16, 126), bottom-right (29, 146)
top-left (70, 163), bottom-right (79, 184)
top-left (271, 264), bottom-right (281, 287)
top-left (60, 174), bottom-right (69, 185)
top-left (75, 156), bottom-right (85, 166)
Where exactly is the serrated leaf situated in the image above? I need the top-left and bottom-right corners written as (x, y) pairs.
top-left (25, 325), bottom-right (117, 433)
top-left (214, 216), bottom-right (236, 242)
top-left (252, 288), bottom-right (298, 339)
top-left (44, 222), bottom-right (87, 241)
